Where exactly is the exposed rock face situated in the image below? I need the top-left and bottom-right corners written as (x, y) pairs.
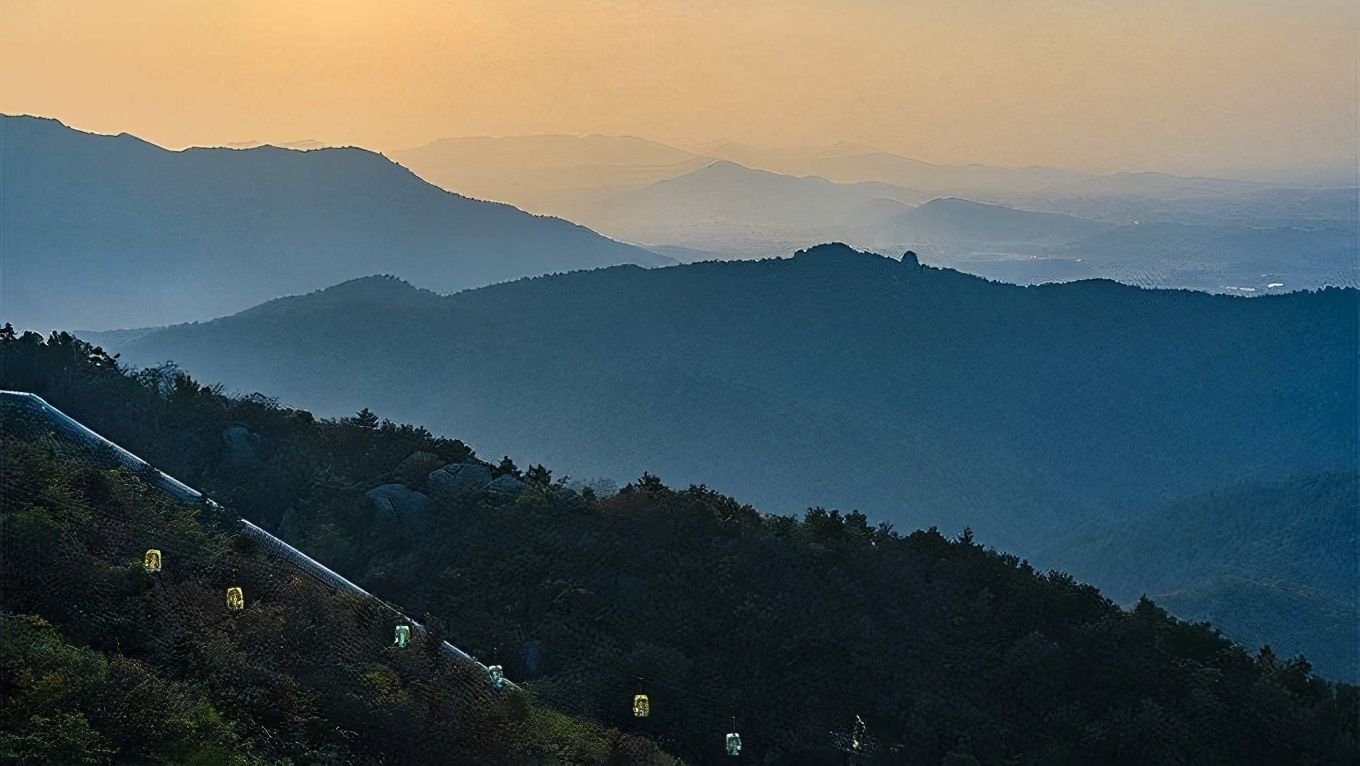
top-left (427, 462), bottom-right (495, 500)
top-left (393, 450), bottom-right (445, 488)
top-left (365, 483), bottom-right (432, 528)
top-left (548, 484), bottom-right (586, 510)
top-left (221, 423), bottom-right (261, 461)
top-left (484, 475), bottom-right (527, 496)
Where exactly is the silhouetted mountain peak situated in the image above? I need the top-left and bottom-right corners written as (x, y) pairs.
top-left (2, 113), bottom-right (72, 131)
top-left (789, 242), bottom-right (901, 269)
top-left (916, 196), bottom-right (1006, 213)
top-left (4, 115), bottom-right (669, 329)
top-left (233, 275), bottom-right (443, 321)
top-left (790, 242), bottom-right (927, 270)
top-left (699, 159), bottom-right (772, 177)
top-left (792, 242), bottom-right (870, 260)
top-left (317, 274), bottom-right (430, 298)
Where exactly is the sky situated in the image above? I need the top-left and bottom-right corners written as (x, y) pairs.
top-left (2, 0), bottom-right (1355, 177)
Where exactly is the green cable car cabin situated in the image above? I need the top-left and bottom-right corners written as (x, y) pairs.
top-left (393, 625), bottom-right (410, 648)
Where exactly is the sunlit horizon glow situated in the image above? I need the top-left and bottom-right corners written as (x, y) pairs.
top-left (3, 0), bottom-right (1355, 178)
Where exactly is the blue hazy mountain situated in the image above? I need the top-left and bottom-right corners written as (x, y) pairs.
top-left (78, 245), bottom-right (1360, 680)
top-left (95, 245), bottom-right (1355, 547)
top-left (1042, 472), bottom-right (1357, 680)
top-left (5, 336), bottom-right (1354, 762)
top-left (391, 140), bottom-right (1356, 291)
top-left (546, 160), bottom-right (931, 258)
top-left (0, 115), bottom-right (670, 330)
top-left (534, 160), bottom-right (1116, 260)
top-left (388, 133), bottom-right (711, 210)
top-left (872, 197), bottom-right (1112, 245)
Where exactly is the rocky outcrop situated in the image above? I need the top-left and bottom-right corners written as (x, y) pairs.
top-left (365, 483), bottom-right (432, 529)
top-left (393, 450), bottom-right (445, 488)
top-left (221, 423), bottom-right (261, 461)
top-left (484, 475), bottom-right (527, 496)
top-left (427, 462), bottom-right (495, 500)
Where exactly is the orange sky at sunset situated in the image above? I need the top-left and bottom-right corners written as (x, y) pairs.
top-left (3, 0), bottom-right (1355, 177)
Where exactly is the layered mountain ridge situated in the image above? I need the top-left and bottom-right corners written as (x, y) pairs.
top-left (0, 115), bottom-right (668, 330)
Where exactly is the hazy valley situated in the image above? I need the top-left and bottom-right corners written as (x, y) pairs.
top-left (394, 134), bottom-right (1358, 294)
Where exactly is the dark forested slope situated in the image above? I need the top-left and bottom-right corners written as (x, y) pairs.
top-left (0, 114), bottom-right (667, 330)
top-left (100, 246), bottom-right (1357, 555)
top-left (0, 391), bottom-right (668, 764)
top-left (2, 330), bottom-right (1356, 764)
top-left (1041, 472), bottom-right (1358, 680)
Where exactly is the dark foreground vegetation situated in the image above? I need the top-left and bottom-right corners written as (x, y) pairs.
top-left (0, 410), bottom-right (669, 763)
top-left (2, 328), bottom-right (1357, 764)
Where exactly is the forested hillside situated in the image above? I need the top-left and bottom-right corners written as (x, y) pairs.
top-left (3, 329), bottom-right (1356, 764)
top-left (1042, 473), bottom-right (1357, 680)
top-left (98, 246), bottom-right (1357, 556)
top-left (0, 395), bottom-right (668, 763)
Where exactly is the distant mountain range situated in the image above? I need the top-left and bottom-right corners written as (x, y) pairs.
top-left (388, 134), bottom-right (709, 210)
top-left (83, 246), bottom-right (1358, 677)
top-left (393, 133), bottom-right (1291, 214)
top-left (396, 133), bottom-right (1345, 210)
top-left (871, 197), bottom-right (1111, 246)
top-left (90, 245), bottom-right (1355, 541)
top-left (698, 140), bottom-right (1094, 199)
top-left (545, 160), bottom-right (931, 258)
top-left (542, 162), bottom-right (1116, 261)
top-left (0, 115), bottom-right (669, 330)
top-left (393, 134), bottom-right (1357, 291)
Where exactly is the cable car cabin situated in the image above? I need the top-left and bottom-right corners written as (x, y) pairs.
top-left (143, 549), bottom-right (162, 573)
top-left (225, 587), bottom-right (245, 611)
top-left (486, 664), bottom-right (506, 689)
top-left (393, 625), bottom-right (411, 648)
top-left (632, 694), bottom-right (650, 718)
top-left (726, 731), bottom-right (742, 757)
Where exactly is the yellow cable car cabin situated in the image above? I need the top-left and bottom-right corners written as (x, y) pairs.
top-left (394, 625), bottom-right (411, 648)
top-left (143, 549), bottom-right (162, 573)
top-left (225, 587), bottom-right (245, 610)
top-left (632, 693), bottom-right (650, 718)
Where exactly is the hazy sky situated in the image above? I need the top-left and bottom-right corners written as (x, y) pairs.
top-left (3, 0), bottom-right (1355, 176)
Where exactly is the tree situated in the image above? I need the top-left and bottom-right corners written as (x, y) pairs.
top-left (525, 464), bottom-right (553, 486)
top-left (0, 712), bottom-right (115, 765)
top-left (496, 456), bottom-right (522, 479)
top-left (352, 408), bottom-right (380, 429)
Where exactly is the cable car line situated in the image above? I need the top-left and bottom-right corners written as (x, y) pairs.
top-left (1, 391), bottom-right (519, 691)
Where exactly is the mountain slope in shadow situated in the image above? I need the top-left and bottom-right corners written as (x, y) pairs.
top-left (98, 244), bottom-right (1356, 557)
top-left (0, 115), bottom-right (669, 331)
